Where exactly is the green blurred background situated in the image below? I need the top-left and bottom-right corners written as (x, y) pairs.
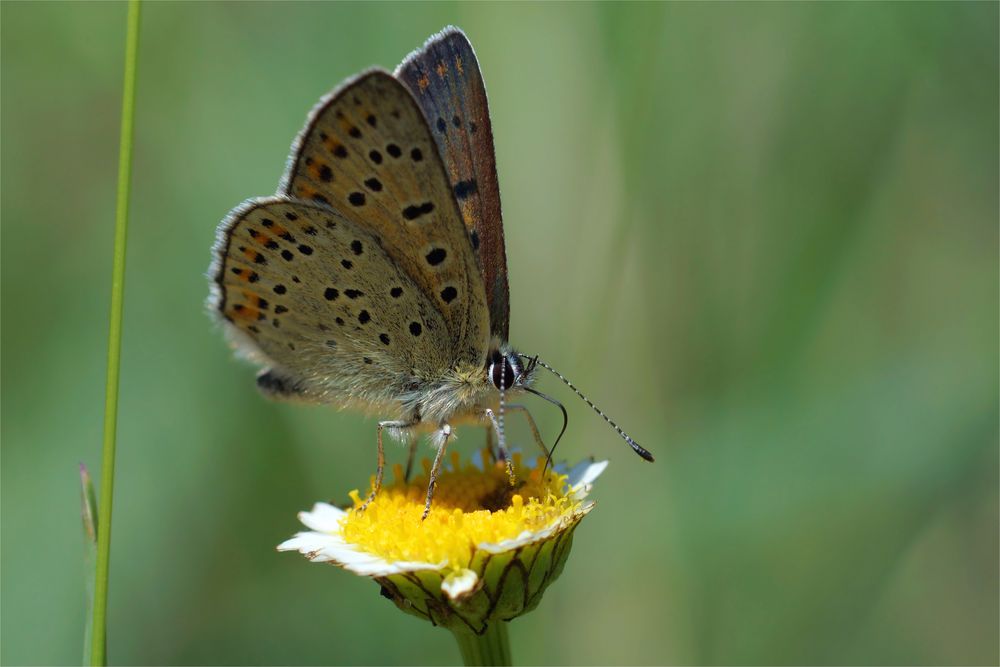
top-left (2, 2), bottom-right (997, 665)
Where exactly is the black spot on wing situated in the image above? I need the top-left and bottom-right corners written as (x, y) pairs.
top-left (453, 179), bottom-right (478, 200)
top-left (425, 248), bottom-right (446, 266)
top-left (402, 202), bottom-right (435, 221)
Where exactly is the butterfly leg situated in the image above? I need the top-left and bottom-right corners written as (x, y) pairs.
top-left (358, 420), bottom-right (413, 512)
top-left (483, 409), bottom-right (516, 486)
top-left (484, 421), bottom-right (498, 464)
top-left (403, 435), bottom-right (419, 482)
top-left (506, 404), bottom-right (552, 463)
top-left (422, 424), bottom-right (453, 519)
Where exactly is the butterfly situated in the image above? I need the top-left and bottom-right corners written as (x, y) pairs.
top-left (209, 27), bottom-right (653, 518)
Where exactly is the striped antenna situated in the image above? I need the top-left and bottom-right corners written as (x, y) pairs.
top-left (520, 355), bottom-right (654, 462)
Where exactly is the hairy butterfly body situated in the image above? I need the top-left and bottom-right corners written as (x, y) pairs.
top-left (209, 28), bottom-right (652, 518)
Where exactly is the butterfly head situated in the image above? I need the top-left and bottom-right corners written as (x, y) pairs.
top-left (486, 344), bottom-right (536, 394)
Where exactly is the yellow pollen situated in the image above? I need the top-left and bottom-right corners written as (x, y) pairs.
top-left (341, 449), bottom-right (579, 570)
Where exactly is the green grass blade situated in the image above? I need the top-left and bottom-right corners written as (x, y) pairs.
top-left (91, 1), bottom-right (141, 664)
top-left (80, 464), bottom-right (99, 666)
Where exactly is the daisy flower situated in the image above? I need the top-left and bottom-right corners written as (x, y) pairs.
top-left (279, 450), bottom-right (608, 664)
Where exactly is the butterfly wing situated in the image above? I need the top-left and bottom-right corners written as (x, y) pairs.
top-left (281, 69), bottom-right (489, 366)
top-left (210, 197), bottom-right (458, 408)
top-left (395, 27), bottom-right (510, 341)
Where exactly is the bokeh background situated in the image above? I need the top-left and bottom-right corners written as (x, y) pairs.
top-left (2, 2), bottom-right (997, 665)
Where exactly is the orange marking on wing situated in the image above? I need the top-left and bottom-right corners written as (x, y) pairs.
top-left (324, 136), bottom-right (340, 152)
top-left (418, 75), bottom-right (429, 91)
top-left (232, 268), bottom-right (254, 283)
top-left (270, 223), bottom-right (289, 237)
top-left (231, 304), bottom-right (260, 321)
top-left (241, 247), bottom-right (258, 261)
top-left (240, 290), bottom-right (262, 308)
top-left (436, 61), bottom-right (447, 78)
top-left (308, 161), bottom-right (324, 180)
top-left (455, 56), bottom-right (463, 74)
top-left (242, 292), bottom-right (268, 309)
top-left (297, 184), bottom-right (316, 199)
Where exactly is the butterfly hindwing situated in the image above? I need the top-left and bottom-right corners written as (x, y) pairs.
top-left (281, 70), bottom-right (489, 366)
top-left (396, 27), bottom-right (510, 341)
top-left (210, 197), bottom-right (457, 406)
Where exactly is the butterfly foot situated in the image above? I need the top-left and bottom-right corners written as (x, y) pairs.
top-left (422, 424), bottom-right (452, 520)
top-left (357, 489), bottom-right (378, 513)
top-left (504, 457), bottom-right (517, 487)
top-left (484, 408), bottom-right (517, 485)
top-left (355, 420), bottom-right (399, 513)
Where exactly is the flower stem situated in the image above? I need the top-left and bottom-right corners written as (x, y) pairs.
top-left (451, 622), bottom-right (512, 666)
top-left (90, 1), bottom-right (141, 664)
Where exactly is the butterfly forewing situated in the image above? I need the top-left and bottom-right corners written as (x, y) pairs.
top-left (212, 197), bottom-right (458, 403)
top-left (282, 70), bottom-right (489, 366)
top-left (396, 28), bottom-right (510, 341)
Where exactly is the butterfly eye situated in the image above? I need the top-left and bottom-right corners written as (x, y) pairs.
top-left (489, 356), bottom-right (516, 391)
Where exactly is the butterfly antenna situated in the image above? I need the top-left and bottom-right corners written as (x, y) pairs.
top-left (520, 355), bottom-right (654, 462)
top-left (524, 386), bottom-right (568, 476)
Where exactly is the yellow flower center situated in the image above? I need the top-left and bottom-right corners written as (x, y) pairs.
top-left (342, 450), bottom-right (581, 570)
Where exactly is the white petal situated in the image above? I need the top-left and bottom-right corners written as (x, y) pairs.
top-left (441, 568), bottom-right (479, 599)
top-left (277, 527), bottom-right (446, 577)
top-left (298, 502), bottom-right (347, 532)
top-left (478, 523), bottom-right (560, 553)
top-left (567, 459), bottom-right (608, 499)
top-left (277, 531), bottom-right (336, 554)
